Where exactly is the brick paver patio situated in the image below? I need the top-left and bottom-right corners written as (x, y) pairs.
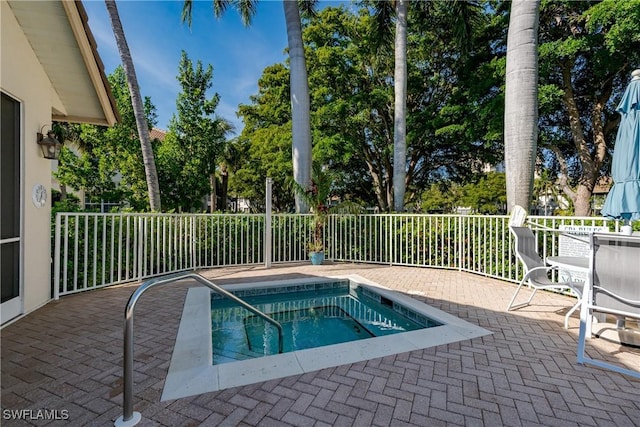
top-left (2, 263), bottom-right (639, 426)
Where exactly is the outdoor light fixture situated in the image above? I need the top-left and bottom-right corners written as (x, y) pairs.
top-left (36, 125), bottom-right (62, 160)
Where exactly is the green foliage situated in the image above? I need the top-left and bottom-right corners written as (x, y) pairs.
top-left (461, 172), bottom-right (507, 214)
top-left (51, 192), bottom-right (81, 218)
top-left (586, 0), bottom-right (640, 53)
top-left (55, 145), bottom-right (121, 204)
top-left (157, 51), bottom-right (231, 212)
top-left (233, 64), bottom-right (295, 211)
top-left (419, 183), bottom-right (461, 214)
top-left (537, 0), bottom-right (640, 210)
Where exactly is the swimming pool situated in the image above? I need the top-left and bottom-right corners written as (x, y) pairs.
top-left (162, 275), bottom-right (492, 401)
top-left (210, 280), bottom-right (442, 364)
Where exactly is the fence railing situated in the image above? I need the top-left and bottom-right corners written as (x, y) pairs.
top-left (53, 212), bottom-right (617, 298)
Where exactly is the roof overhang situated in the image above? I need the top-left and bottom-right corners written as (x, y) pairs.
top-left (8, 0), bottom-right (119, 126)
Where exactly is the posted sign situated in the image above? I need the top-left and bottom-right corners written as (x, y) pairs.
top-left (558, 225), bottom-right (608, 257)
top-left (557, 225), bottom-right (608, 282)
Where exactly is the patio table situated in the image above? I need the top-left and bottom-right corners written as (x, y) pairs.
top-left (546, 256), bottom-right (589, 274)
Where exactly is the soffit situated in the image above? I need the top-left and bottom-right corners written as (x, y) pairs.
top-left (8, 0), bottom-right (118, 126)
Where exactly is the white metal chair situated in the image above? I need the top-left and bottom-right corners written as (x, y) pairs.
top-left (507, 226), bottom-right (583, 329)
top-left (577, 233), bottom-right (640, 379)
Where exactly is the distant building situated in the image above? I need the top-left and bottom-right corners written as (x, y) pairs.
top-left (150, 127), bottom-right (167, 141)
top-left (591, 176), bottom-right (613, 216)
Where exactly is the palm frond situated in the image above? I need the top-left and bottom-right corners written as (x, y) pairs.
top-left (181, 0), bottom-right (193, 26)
top-left (299, 0), bottom-right (319, 19)
top-left (237, 0), bottom-right (258, 26)
top-left (213, 0), bottom-right (231, 18)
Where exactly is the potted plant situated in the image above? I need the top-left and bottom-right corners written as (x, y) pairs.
top-left (293, 164), bottom-right (332, 265)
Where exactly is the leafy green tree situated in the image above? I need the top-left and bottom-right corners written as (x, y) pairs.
top-left (55, 143), bottom-right (121, 206)
top-left (369, 0), bottom-right (484, 212)
top-left (157, 51), bottom-right (231, 212)
top-left (418, 183), bottom-right (460, 214)
top-left (306, 6), bottom-right (501, 210)
top-left (233, 63), bottom-right (296, 211)
top-left (537, 0), bottom-right (640, 215)
top-left (461, 172), bottom-right (507, 214)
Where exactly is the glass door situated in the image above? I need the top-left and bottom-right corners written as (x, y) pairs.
top-left (1, 92), bottom-right (22, 324)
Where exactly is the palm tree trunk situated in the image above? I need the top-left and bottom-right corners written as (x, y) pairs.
top-left (283, 0), bottom-right (312, 213)
top-left (105, 0), bottom-right (161, 211)
top-left (504, 0), bottom-right (540, 213)
top-left (210, 174), bottom-right (217, 212)
top-left (393, 0), bottom-right (408, 212)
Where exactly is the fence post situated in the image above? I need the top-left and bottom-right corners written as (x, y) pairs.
top-left (458, 215), bottom-right (463, 271)
top-left (389, 215), bottom-right (394, 266)
top-left (265, 178), bottom-right (273, 268)
top-left (137, 217), bottom-right (143, 281)
top-left (53, 213), bottom-right (62, 299)
top-left (191, 215), bottom-right (196, 269)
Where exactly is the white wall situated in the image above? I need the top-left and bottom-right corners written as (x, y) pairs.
top-left (2, 2), bottom-right (58, 315)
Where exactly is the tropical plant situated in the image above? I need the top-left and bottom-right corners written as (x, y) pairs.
top-left (105, 0), bottom-right (161, 211)
top-left (291, 163), bottom-right (332, 253)
top-left (504, 0), bottom-right (540, 213)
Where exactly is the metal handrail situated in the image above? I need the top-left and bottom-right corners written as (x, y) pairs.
top-left (115, 271), bottom-right (284, 427)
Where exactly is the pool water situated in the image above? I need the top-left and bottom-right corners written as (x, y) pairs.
top-left (211, 281), bottom-right (441, 365)
top-left (245, 305), bottom-right (374, 352)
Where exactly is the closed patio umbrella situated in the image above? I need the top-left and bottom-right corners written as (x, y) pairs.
top-left (601, 69), bottom-right (640, 226)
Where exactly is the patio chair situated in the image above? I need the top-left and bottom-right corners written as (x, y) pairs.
top-left (507, 226), bottom-right (583, 329)
top-left (576, 233), bottom-right (640, 379)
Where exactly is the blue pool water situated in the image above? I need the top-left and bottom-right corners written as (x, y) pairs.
top-left (211, 280), bottom-right (442, 365)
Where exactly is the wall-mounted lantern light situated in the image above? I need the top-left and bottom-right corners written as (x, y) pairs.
top-left (36, 125), bottom-right (62, 160)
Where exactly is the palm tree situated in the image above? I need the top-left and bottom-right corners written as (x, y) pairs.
top-left (504, 0), bottom-right (540, 213)
top-left (104, 0), bottom-right (161, 211)
top-left (284, 0), bottom-right (312, 213)
top-left (392, 0), bottom-right (408, 212)
top-left (371, 0), bottom-right (410, 212)
top-left (182, 0), bottom-right (314, 213)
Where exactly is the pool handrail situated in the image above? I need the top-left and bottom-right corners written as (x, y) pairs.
top-left (115, 271), bottom-right (284, 427)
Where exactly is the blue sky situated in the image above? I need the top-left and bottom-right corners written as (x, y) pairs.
top-left (83, 0), bottom-right (350, 135)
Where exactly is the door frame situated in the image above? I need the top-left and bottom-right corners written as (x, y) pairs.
top-left (1, 91), bottom-right (24, 325)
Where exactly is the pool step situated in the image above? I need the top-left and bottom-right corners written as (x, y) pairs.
top-left (213, 346), bottom-right (266, 364)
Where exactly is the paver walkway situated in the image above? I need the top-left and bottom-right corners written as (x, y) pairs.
top-left (2, 263), bottom-right (639, 426)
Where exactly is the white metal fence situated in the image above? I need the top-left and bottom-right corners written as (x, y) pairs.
top-left (53, 212), bottom-right (617, 297)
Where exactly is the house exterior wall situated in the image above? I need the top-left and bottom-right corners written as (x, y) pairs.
top-left (2, 2), bottom-right (58, 315)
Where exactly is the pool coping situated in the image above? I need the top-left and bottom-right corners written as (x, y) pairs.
top-left (161, 274), bottom-right (492, 401)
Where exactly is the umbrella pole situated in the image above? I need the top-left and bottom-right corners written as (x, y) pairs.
top-left (621, 220), bottom-right (633, 235)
